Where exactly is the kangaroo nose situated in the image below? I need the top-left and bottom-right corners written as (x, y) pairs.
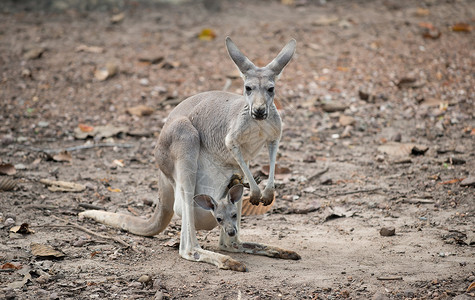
top-left (252, 107), bottom-right (267, 120)
top-left (227, 228), bottom-right (236, 237)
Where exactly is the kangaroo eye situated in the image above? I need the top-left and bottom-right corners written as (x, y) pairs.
top-left (216, 217), bottom-right (223, 223)
top-left (245, 86), bottom-right (252, 92)
top-left (267, 87), bottom-right (274, 93)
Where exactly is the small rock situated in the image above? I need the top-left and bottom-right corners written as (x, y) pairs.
top-left (138, 275), bottom-right (151, 284)
top-left (37, 121), bottom-right (49, 128)
top-left (14, 163), bottom-right (27, 170)
top-left (21, 68), bottom-right (32, 78)
top-left (380, 227), bottom-right (396, 236)
top-left (391, 133), bottom-right (402, 142)
top-left (139, 78), bottom-right (150, 86)
top-left (4, 218), bottom-right (15, 227)
top-left (339, 115), bottom-right (355, 126)
top-left (322, 101), bottom-right (348, 113)
top-left (320, 176), bottom-right (332, 185)
top-left (49, 292), bottom-right (59, 300)
top-left (23, 47), bottom-right (45, 60)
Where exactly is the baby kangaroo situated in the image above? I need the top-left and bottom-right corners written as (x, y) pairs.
top-left (80, 37), bottom-right (300, 271)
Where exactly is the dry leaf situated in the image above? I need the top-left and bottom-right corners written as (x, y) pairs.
top-left (40, 179), bottom-right (86, 192)
top-left (0, 262), bottom-right (22, 270)
top-left (281, 0), bottom-right (294, 5)
top-left (90, 251), bottom-right (100, 258)
top-left (452, 23), bottom-right (472, 32)
top-left (23, 47), bottom-right (45, 60)
top-left (126, 105), bottom-right (154, 117)
top-left (198, 28), bottom-right (216, 41)
top-left (418, 22), bottom-right (435, 30)
top-left (163, 238), bottom-right (179, 248)
top-left (112, 159), bottom-right (124, 167)
top-left (312, 16), bottom-right (339, 26)
top-left (52, 151), bottom-right (72, 163)
top-left (0, 177), bottom-right (17, 191)
top-left (377, 142), bottom-right (428, 157)
top-left (439, 178), bottom-right (465, 185)
top-left (30, 243), bottom-right (65, 259)
top-left (0, 163), bottom-right (16, 175)
top-left (110, 12), bottom-right (125, 24)
top-left (75, 44), bottom-right (104, 54)
top-left (107, 187), bottom-right (122, 193)
top-left (422, 28), bottom-right (441, 39)
top-left (414, 7), bottom-right (430, 17)
top-left (468, 281), bottom-right (475, 292)
top-left (94, 62), bottom-right (118, 81)
top-left (10, 223), bottom-right (35, 234)
top-left (78, 124), bottom-right (94, 133)
top-left (74, 124), bottom-right (128, 140)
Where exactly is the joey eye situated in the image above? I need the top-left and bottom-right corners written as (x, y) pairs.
top-left (267, 87), bottom-right (274, 93)
top-left (245, 86), bottom-right (252, 93)
top-left (232, 214), bottom-right (237, 219)
top-left (216, 217), bottom-right (223, 223)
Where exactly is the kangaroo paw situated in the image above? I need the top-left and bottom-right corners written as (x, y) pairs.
top-left (275, 249), bottom-right (301, 260)
top-left (221, 257), bottom-right (247, 272)
top-left (249, 190), bottom-right (262, 206)
top-left (260, 189), bottom-right (275, 206)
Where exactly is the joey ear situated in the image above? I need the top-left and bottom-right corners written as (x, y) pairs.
top-left (265, 39), bottom-right (296, 78)
top-left (228, 184), bottom-right (244, 204)
top-left (194, 194), bottom-right (217, 211)
top-left (225, 37), bottom-right (256, 75)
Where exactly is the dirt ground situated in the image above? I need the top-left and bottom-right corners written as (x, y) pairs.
top-left (0, 0), bottom-right (474, 299)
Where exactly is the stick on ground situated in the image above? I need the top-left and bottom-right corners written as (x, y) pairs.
top-left (51, 215), bottom-right (135, 251)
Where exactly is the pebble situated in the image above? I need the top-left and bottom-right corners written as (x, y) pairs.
top-left (380, 227), bottom-right (396, 236)
top-left (460, 176), bottom-right (475, 187)
top-left (339, 115), bottom-right (355, 126)
top-left (138, 275), bottom-right (151, 284)
top-left (139, 78), bottom-right (150, 86)
top-left (4, 218), bottom-right (15, 227)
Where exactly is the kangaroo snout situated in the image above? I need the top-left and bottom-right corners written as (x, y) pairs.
top-left (252, 106), bottom-right (267, 120)
top-left (226, 227), bottom-right (237, 237)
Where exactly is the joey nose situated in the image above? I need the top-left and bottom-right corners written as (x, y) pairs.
top-left (252, 107), bottom-right (267, 120)
top-left (227, 228), bottom-right (236, 237)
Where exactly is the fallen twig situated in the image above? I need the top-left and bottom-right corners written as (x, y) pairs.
top-left (78, 203), bottom-right (106, 211)
top-left (21, 143), bottom-right (134, 154)
top-left (377, 276), bottom-right (403, 281)
top-left (51, 215), bottom-right (134, 251)
top-left (308, 167), bottom-right (330, 182)
top-left (400, 198), bottom-right (435, 205)
top-left (329, 187), bottom-right (382, 197)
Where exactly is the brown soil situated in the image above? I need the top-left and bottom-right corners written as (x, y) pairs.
top-left (1, 0), bottom-right (474, 299)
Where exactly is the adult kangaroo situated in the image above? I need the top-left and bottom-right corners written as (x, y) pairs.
top-left (80, 37), bottom-right (300, 271)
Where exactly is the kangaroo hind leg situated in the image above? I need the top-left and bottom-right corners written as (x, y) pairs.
top-left (170, 117), bottom-right (246, 271)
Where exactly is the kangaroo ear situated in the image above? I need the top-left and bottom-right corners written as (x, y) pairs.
top-left (194, 194), bottom-right (217, 211)
top-left (225, 37), bottom-right (256, 75)
top-left (228, 184), bottom-right (244, 204)
top-left (266, 39), bottom-right (296, 78)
